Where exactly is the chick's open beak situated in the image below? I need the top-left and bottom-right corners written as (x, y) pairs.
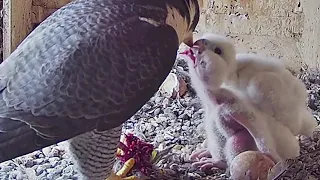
top-left (193, 39), bottom-right (206, 54)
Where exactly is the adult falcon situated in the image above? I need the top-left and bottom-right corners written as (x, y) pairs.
top-left (0, 0), bottom-right (203, 179)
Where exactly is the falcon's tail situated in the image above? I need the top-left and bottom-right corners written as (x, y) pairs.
top-left (0, 113), bottom-right (102, 163)
top-left (0, 87), bottom-right (55, 162)
top-left (0, 118), bottom-right (55, 163)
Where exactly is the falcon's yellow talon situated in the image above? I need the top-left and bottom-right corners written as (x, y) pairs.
top-left (116, 158), bottom-right (136, 177)
top-left (106, 158), bottom-right (138, 180)
top-left (151, 150), bottom-right (157, 161)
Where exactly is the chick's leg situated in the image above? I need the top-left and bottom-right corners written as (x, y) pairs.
top-left (66, 125), bottom-right (122, 180)
top-left (190, 110), bottom-right (228, 170)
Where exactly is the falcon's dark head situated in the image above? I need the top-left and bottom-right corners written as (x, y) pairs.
top-left (135, 0), bottom-right (202, 46)
top-left (164, 0), bottom-right (203, 47)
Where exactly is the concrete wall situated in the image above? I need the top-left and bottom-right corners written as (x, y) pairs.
top-left (299, 0), bottom-right (320, 70)
top-left (196, 0), bottom-right (320, 72)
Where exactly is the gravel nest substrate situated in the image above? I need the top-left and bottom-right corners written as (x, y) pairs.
top-left (1, 58), bottom-right (320, 180)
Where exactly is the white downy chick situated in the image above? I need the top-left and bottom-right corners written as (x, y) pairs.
top-left (181, 33), bottom-right (315, 172)
top-left (187, 33), bottom-right (317, 138)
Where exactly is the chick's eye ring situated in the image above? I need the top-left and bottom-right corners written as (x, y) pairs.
top-left (200, 60), bottom-right (206, 67)
top-left (214, 47), bottom-right (222, 55)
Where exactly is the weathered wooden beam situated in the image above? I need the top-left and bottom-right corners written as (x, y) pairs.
top-left (3, 0), bottom-right (33, 60)
top-left (31, 6), bottom-right (58, 24)
top-left (2, 0), bottom-right (72, 61)
top-left (32, 0), bottom-right (72, 9)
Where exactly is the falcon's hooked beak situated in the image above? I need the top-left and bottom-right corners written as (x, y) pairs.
top-left (180, 48), bottom-right (196, 64)
top-left (182, 32), bottom-right (194, 47)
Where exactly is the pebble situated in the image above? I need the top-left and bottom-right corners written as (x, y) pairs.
top-left (162, 98), bottom-right (170, 107)
top-left (1, 165), bottom-right (13, 172)
top-left (173, 145), bottom-right (183, 150)
top-left (63, 166), bottom-right (73, 174)
top-left (196, 124), bottom-right (205, 133)
top-left (24, 158), bottom-right (35, 168)
top-left (181, 126), bottom-right (188, 131)
top-left (34, 158), bottom-right (45, 165)
top-left (8, 172), bottom-right (17, 179)
top-left (144, 123), bottom-right (153, 131)
top-left (156, 116), bottom-right (166, 123)
top-left (49, 157), bottom-right (60, 167)
top-left (49, 147), bottom-right (63, 157)
top-left (42, 147), bottom-right (52, 157)
top-left (46, 168), bottom-right (55, 174)
top-left (35, 166), bottom-right (46, 176)
top-left (155, 97), bottom-right (163, 104)
top-left (164, 134), bottom-right (175, 140)
top-left (62, 153), bottom-right (70, 159)
top-left (170, 164), bottom-right (179, 171)
top-left (154, 108), bottom-right (161, 116)
top-left (150, 120), bottom-right (159, 127)
top-left (53, 167), bottom-right (64, 175)
top-left (175, 126), bottom-right (182, 131)
top-left (55, 177), bottom-right (65, 180)
top-left (47, 173), bottom-right (56, 179)
top-left (38, 154), bottom-right (45, 158)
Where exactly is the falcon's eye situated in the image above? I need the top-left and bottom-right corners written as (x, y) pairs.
top-left (214, 47), bottom-right (222, 55)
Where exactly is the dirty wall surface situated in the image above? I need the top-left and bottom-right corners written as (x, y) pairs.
top-left (196, 0), bottom-right (320, 72)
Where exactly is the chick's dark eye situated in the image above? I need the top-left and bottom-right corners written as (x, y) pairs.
top-left (200, 60), bottom-right (206, 68)
top-left (214, 47), bottom-right (222, 55)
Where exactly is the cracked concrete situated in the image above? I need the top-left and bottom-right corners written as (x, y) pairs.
top-left (196, 0), bottom-right (320, 72)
